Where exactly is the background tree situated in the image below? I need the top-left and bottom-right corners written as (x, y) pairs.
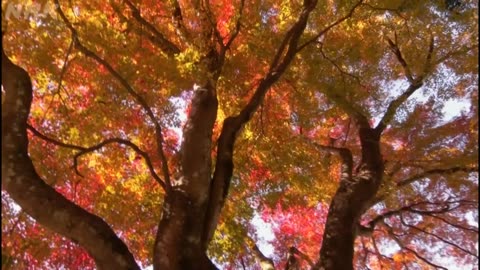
top-left (2, 0), bottom-right (478, 269)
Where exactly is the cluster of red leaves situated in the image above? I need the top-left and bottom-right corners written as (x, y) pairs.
top-left (2, 209), bottom-right (95, 270)
top-left (248, 157), bottom-right (272, 188)
top-left (261, 203), bottom-right (328, 268)
top-left (214, 0), bottom-right (235, 40)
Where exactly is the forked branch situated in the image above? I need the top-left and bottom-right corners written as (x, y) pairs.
top-left (297, 0), bottom-right (364, 52)
top-left (203, 0), bottom-right (319, 247)
top-left (384, 224), bottom-right (448, 270)
top-left (223, 0), bottom-right (245, 53)
top-left (399, 214), bottom-right (478, 258)
top-left (433, 43), bottom-right (478, 67)
top-left (376, 33), bottom-right (437, 133)
top-left (170, 0), bottom-right (191, 44)
top-left (306, 139), bottom-right (353, 179)
top-left (363, 199), bottom-right (476, 233)
top-left (425, 213), bottom-right (478, 233)
top-left (386, 32), bottom-right (415, 83)
top-left (375, 82), bottom-right (423, 133)
top-left (73, 138), bottom-right (166, 190)
top-left (202, 0), bottom-right (225, 49)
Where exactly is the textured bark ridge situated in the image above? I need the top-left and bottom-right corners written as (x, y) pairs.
top-left (153, 190), bottom-right (218, 270)
top-left (2, 38), bottom-right (140, 270)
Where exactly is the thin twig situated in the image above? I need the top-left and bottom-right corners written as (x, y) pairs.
top-left (384, 223), bottom-right (448, 270)
top-left (73, 138), bottom-right (166, 190)
top-left (297, 0), bottom-right (364, 52)
top-left (400, 214), bottom-right (478, 258)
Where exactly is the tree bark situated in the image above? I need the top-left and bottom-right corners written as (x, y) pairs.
top-left (314, 127), bottom-right (384, 270)
top-left (153, 190), bottom-right (218, 270)
top-left (152, 63), bottom-right (220, 269)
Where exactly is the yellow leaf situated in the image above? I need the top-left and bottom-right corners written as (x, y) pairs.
top-left (88, 158), bottom-right (97, 168)
top-left (68, 127), bottom-right (80, 140)
top-left (105, 185), bottom-right (115, 194)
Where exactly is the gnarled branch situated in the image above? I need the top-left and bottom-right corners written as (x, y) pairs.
top-left (28, 123), bottom-right (166, 190)
top-left (27, 123), bottom-right (85, 151)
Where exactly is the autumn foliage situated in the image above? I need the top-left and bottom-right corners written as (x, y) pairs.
top-left (1, 0), bottom-right (478, 269)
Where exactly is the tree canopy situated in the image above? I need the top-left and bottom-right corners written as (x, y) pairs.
top-left (1, 0), bottom-right (478, 269)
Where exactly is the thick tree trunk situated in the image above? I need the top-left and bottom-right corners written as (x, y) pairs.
top-left (152, 81), bottom-right (219, 269)
top-left (314, 175), bottom-right (379, 270)
top-left (153, 190), bottom-right (217, 270)
top-left (314, 128), bottom-right (384, 270)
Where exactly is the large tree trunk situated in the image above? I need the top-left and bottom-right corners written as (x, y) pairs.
top-left (152, 62), bottom-right (220, 269)
top-left (314, 127), bottom-right (384, 270)
top-left (153, 190), bottom-right (217, 270)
